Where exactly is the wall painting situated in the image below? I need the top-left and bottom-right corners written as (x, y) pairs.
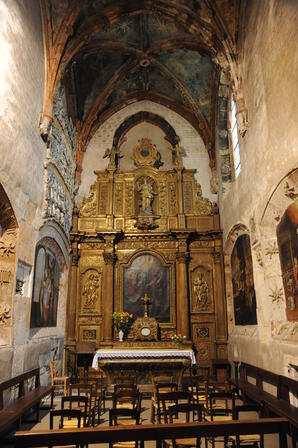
top-left (277, 200), bottom-right (298, 321)
top-left (231, 234), bottom-right (257, 325)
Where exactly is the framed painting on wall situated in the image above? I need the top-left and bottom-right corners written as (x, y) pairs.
top-left (30, 244), bottom-right (60, 328)
top-left (231, 234), bottom-right (257, 325)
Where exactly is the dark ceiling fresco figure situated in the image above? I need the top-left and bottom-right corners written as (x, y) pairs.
top-left (231, 234), bottom-right (257, 326)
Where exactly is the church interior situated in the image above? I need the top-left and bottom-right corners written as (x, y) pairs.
top-left (0, 0), bottom-right (297, 445)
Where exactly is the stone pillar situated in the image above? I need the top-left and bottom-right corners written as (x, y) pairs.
top-left (102, 236), bottom-right (116, 345)
top-left (213, 241), bottom-right (227, 359)
top-left (175, 235), bottom-right (189, 338)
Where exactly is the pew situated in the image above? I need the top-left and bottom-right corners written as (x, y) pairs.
top-left (13, 418), bottom-right (289, 447)
top-left (0, 367), bottom-right (53, 436)
top-left (232, 362), bottom-right (298, 445)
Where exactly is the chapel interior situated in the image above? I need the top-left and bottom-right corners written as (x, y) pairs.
top-left (0, 0), bottom-right (297, 445)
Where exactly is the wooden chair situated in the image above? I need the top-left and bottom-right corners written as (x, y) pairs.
top-left (230, 403), bottom-right (264, 447)
top-left (155, 382), bottom-right (179, 423)
top-left (69, 382), bottom-right (96, 426)
top-left (150, 374), bottom-right (175, 423)
top-left (109, 408), bottom-right (142, 448)
top-left (49, 408), bottom-right (85, 448)
top-left (112, 389), bottom-right (142, 413)
top-left (205, 391), bottom-right (235, 447)
top-left (61, 395), bottom-right (88, 428)
top-left (163, 399), bottom-right (202, 448)
top-left (50, 360), bottom-right (69, 407)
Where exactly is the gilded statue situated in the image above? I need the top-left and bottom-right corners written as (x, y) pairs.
top-left (138, 177), bottom-right (155, 214)
top-left (193, 272), bottom-right (209, 310)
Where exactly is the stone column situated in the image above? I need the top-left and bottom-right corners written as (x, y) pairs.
top-left (102, 236), bottom-right (116, 345)
top-left (175, 236), bottom-right (189, 338)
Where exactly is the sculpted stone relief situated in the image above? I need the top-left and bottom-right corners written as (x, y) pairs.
top-left (44, 167), bottom-right (73, 234)
top-left (49, 123), bottom-right (76, 194)
top-left (0, 186), bottom-right (18, 334)
top-left (53, 84), bottom-right (77, 155)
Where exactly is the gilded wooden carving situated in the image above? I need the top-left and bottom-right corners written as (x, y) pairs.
top-left (80, 269), bottom-right (101, 313)
top-left (71, 158), bottom-right (225, 367)
top-left (192, 267), bottom-right (213, 313)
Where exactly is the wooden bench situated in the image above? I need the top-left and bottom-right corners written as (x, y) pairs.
top-left (0, 367), bottom-right (54, 436)
top-left (13, 417), bottom-right (290, 447)
top-left (232, 362), bottom-right (298, 445)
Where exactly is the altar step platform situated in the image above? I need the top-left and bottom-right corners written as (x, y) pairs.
top-left (92, 342), bottom-right (196, 393)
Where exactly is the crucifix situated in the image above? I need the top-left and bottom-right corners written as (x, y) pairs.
top-left (142, 293), bottom-right (151, 318)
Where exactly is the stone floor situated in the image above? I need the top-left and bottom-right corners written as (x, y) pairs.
top-left (12, 395), bottom-right (284, 448)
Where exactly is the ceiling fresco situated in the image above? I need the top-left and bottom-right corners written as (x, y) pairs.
top-left (40, 0), bottom-right (244, 176)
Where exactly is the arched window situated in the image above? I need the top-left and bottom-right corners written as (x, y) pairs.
top-left (230, 98), bottom-right (241, 178)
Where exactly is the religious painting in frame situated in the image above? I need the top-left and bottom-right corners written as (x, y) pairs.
top-left (231, 234), bottom-right (257, 325)
top-left (30, 244), bottom-right (60, 328)
top-left (123, 253), bottom-right (171, 323)
top-left (277, 201), bottom-right (298, 321)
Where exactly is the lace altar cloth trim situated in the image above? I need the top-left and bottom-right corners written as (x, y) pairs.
top-left (92, 349), bottom-right (196, 369)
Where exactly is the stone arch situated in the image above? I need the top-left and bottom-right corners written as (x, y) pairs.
top-left (260, 168), bottom-right (298, 327)
top-left (0, 184), bottom-right (18, 346)
top-left (29, 223), bottom-right (70, 378)
top-left (112, 111), bottom-right (180, 149)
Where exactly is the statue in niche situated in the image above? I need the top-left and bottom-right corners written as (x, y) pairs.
top-left (193, 272), bottom-right (209, 311)
top-left (138, 177), bottom-right (156, 214)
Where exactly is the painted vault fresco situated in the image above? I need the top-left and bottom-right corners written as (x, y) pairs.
top-left (231, 234), bottom-right (257, 325)
top-left (123, 254), bottom-right (170, 323)
top-left (277, 199), bottom-right (298, 321)
top-left (30, 245), bottom-right (60, 328)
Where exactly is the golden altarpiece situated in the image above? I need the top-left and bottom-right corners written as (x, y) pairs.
top-left (66, 139), bottom-right (227, 371)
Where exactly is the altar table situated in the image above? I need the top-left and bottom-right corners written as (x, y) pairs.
top-left (92, 349), bottom-right (196, 386)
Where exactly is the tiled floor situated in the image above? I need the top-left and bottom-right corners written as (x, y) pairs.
top-left (13, 396), bottom-right (284, 448)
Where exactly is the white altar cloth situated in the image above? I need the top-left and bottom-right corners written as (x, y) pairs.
top-left (92, 349), bottom-right (196, 370)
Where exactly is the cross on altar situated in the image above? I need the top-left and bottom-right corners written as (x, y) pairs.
top-left (142, 293), bottom-right (151, 318)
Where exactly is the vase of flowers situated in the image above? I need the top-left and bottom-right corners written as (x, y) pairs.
top-left (113, 311), bottom-right (134, 341)
top-left (171, 333), bottom-right (187, 347)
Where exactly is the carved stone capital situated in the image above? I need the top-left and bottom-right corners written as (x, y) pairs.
top-left (39, 113), bottom-right (53, 143)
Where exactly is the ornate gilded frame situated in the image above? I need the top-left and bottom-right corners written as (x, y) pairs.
top-left (116, 248), bottom-right (176, 330)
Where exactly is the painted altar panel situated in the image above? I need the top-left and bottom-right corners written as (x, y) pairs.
top-left (123, 254), bottom-right (170, 322)
top-left (231, 234), bottom-right (257, 326)
top-left (277, 201), bottom-right (298, 321)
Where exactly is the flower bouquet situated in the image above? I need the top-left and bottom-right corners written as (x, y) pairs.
top-left (171, 333), bottom-right (187, 346)
top-left (113, 311), bottom-right (134, 340)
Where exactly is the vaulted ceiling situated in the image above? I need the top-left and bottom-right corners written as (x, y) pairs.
top-left (40, 0), bottom-right (243, 169)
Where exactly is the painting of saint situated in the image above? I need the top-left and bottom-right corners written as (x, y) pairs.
top-left (231, 234), bottom-right (257, 325)
top-left (123, 254), bottom-right (170, 322)
top-left (277, 200), bottom-right (298, 321)
top-left (30, 245), bottom-right (60, 327)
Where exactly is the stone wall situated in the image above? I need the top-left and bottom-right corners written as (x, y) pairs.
top-left (0, 0), bottom-right (69, 384)
top-left (219, 0), bottom-right (298, 378)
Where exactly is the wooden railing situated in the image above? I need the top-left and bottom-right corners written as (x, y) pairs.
top-left (13, 418), bottom-right (289, 447)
